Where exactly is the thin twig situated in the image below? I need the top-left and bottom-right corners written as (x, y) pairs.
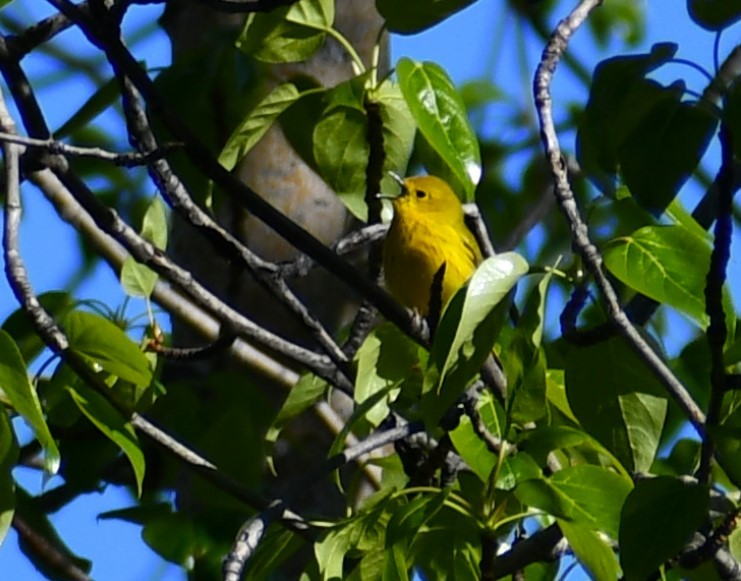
top-left (532, 0), bottom-right (706, 434)
top-left (0, 131), bottom-right (181, 165)
top-left (223, 420), bottom-right (424, 581)
top-left (698, 121), bottom-right (736, 483)
top-left (114, 74), bottom-right (351, 374)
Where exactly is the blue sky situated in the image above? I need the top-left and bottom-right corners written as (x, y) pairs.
top-left (0, 1), bottom-right (739, 579)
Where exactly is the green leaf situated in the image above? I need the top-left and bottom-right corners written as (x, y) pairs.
top-left (313, 83), bottom-right (370, 220)
top-left (0, 330), bottom-right (60, 474)
top-left (620, 477), bottom-right (708, 580)
top-left (559, 519), bottom-right (621, 581)
top-left (376, 0), bottom-right (478, 34)
top-left (515, 465), bottom-right (632, 539)
top-left (397, 58), bottom-right (481, 201)
top-left (423, 253), bottom-right (528, 427)
top-left (619, 97), bottom-right (717, 214)
top-left (120, 257), bottom-right (159, 299)
top-left (2, 291), bottom-right (72, 363)
top-left (603, 224), bottom-right (711, 326)
top-left (67, 381), bottom-right (145, 496)
top-left (265, 373), bottom-right (328, 474)
top-left (449, 390), bottom-right (505, 482)
top-left (504, 330), bottom-right (547, 424)
top-left (565, 337), bottom-right (668, 473)
top-left (63, 311), bottom-right (152, 387)
top-left (0, 411), bottom-right (18, 546)
top-left (237, 0), bottom-right (334, 63)
top-left (141, 196), bottom-right (168, 250)
top-left (373, 79), bottom-right (416, 184)
top-left (687, 0), bottom-right (741, 30)
top-left (354, 324), bottom-right (420, 427)
top-left (316, 501), bottom-right (392, 580)
top-left (219, 83), bottom-right (305, 171)
top-left (519, 426), bottom-right (628, 477)
top-left (577, 43), bottom-right (677, 194)
top-left (142, 510), bottom-right (211, 567)
top-left (386, 489), bottom-right (449, 547)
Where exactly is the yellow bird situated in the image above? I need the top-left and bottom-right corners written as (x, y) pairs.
top-left (382, 175), bottom-right (483, 317)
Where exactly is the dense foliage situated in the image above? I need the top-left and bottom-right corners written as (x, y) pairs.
top-left (1, 0), bottom-right (740, 579)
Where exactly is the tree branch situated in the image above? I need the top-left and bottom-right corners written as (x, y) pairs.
top-left (532, 0), bottom-right (706, 434)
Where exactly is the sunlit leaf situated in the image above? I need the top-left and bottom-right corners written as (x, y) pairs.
top-left (516, 466), bottom-right (632, 539)
top-left (603, 225), bottom-right (711, 326)
top-left (423, 253), bottom-right (528, 427)
top-left (559, 519), bottom-right (621, 580)
top-left (397, 58), bottom-right (481, 201)
top-left (237, 0), bottom-right (334, 63)
top-left (0, 330), bottom-right (60, 474)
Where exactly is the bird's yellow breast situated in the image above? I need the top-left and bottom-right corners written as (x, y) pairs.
top-left (383, 206), bottom-right (479, 316)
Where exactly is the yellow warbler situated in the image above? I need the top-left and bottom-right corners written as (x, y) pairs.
top-left (382, 175), bottom-right (482, 317)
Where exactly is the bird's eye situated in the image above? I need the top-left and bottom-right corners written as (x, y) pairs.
top-left (416, 190), bottom-right (427, 199)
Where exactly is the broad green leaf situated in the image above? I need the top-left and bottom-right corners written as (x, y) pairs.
top-left (620, 477), bottom-right (708, 580)
top-left (120, 257), bottom-right (159, 298)
top-left (0, 411), bottom-right (18, 546)
top-left (15, 487), bottom-right (92, 578)
top-left (423, 253), bottom-right (528, 427)
top-left (408, 503), bottom-right (481, 580)
top-left (386, 490), bottom-right (449, 547)
top-left (142, 510), bottom-right (212, 567)
top-left (67, 381), bottom-right (145, 496)
top-left (519, 426), bottom-right (629, 478)
top-left (373, 79), bottom-right (416, 185)
top-left (0, 330), bottom-right (59, 474)
top-left (397, 58), bottom-right (481, 200)
top-left (141, 196), bottom-right (168, 250)
top-left (565, 337), bottom-right (668, 473)
top-left (237, 0), bottom-right (334, 63)
top-left (577, 43), bottom-right (677, 193)
top-left (504, 330), bottom-right (547, 424)
top-left (265, 374), bottom-right (328, 474)
top-left (316, 501), bottom-right (392, 580)
top-left (219, 83), bottom-right (306, 171)
top-left (313, 87), bottom-right (370, 220)
top-left (515, 465), bottom-right (632, 539)
top-left (687, 0), bottom-right (741, 30)
top-left (520, 266), bottom-right (557, 349)
top-left (712, 407), bottom-right (741, 486)
top-left (2, 291), bottom-right (72, 363)
top-left (63, 311), bottom-right (152, 387)
top-left (354, 324), bottom-right (419, 427)
top-left (603, 224), bottom-right (711, 326)
top-left (618, 96), bottom-right (717, 214)
top-left (559, 519), bottom-right (621, 581)
top-left (376, 0), bottom-right (478, 34)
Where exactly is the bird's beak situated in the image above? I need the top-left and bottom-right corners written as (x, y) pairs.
top-left (388, 171), bottom-right (405, 188)
top-left (376, 171), bottom-right (407, 201)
